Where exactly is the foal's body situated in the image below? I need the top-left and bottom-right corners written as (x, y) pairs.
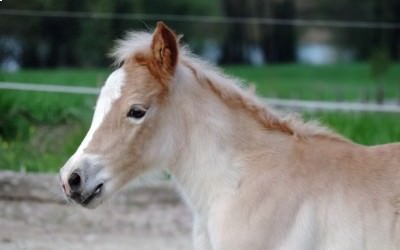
top-left (170, 64), bottom-right (400, 249)
top-left (60, 22), bottom-right (400, 249)
top-left (196, 138), bottom-right (400, 249)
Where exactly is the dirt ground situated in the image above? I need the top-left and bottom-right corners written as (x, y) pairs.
top-left (0, 171), bottom-right (192, 250)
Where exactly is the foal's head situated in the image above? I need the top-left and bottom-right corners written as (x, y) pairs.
top-left (59, 22), bottom-right (181, 208)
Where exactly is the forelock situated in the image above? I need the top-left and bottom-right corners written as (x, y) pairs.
top-left (110, 32), bottom-right (153, 67)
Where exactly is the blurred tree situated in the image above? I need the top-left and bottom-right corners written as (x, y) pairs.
top-left (374, 0), bottom-right (400, 60)
top-left (1, 0), bottom-right (398, 67)
top-left (308, 0), bottom-right (399, 61)
top-left (0, 0), bottom-right (219, 68)
top-left (74, 0), bottom-right (115, 67)
top-left (0, 0), bottom-right (82, 67)
top-left (219, 0), bottom-right (296, 64)
top-left (261, 0), bottom-right (296, 63)
top-left (219, 0), bottom-right (247, 63)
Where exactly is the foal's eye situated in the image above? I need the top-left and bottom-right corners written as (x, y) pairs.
top-left (127, 105), bottom-right (147, 119)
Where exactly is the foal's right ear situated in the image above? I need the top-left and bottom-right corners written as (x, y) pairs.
top-left (149, 21), bottom-right (179, 84)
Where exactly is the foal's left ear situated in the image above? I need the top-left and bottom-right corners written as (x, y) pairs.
top-left (149, 21), bottom-right (179, 82)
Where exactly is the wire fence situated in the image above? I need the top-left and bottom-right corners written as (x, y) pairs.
top-left (1, 82), bottom-right (399, 113)
top-left (1, 9), bottom-right (400, 29)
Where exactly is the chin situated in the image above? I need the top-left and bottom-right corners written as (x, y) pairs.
top-left (80, 198), bottom-right (104, 209)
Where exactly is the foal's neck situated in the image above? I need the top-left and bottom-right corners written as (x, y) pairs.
top-left (167, 65), bottom-right (290, 215)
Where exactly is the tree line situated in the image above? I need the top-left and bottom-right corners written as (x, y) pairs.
top-left (0, 0), bottom-right (398, 67)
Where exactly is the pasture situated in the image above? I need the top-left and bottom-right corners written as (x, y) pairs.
top-left (0, 64), bottom-right (399, 172)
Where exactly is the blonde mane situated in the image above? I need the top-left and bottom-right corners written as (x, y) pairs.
top-left (112, 31), bottom-right (348, 142)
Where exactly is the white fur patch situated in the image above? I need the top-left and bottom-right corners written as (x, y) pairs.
top-left (60, 69), bottom-right (126, 182)
top-left (76, 68), bottom-right (126, 154)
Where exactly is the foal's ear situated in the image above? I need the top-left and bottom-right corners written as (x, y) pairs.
top-left (149, 21), bottom-right (179, 82)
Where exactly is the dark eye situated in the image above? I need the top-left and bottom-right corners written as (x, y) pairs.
top-left (127, 105), bottom-right (147, 119)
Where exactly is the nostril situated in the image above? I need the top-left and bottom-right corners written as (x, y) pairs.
top-left (68, 172), bottom-right (81, 192)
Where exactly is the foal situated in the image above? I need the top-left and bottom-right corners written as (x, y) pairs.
top-left (60, 22), bottom-right (400, 250)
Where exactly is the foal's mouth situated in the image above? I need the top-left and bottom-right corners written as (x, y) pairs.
top-left (70, 183), bottom-right (104, 207)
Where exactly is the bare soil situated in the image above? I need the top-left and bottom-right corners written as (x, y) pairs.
top-left (0, 171), bottom-right (192, 250)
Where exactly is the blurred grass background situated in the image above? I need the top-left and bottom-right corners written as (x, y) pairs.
top-left (1, 64), bottom-right (399, 172)
top-left (226, 63), bottom-right (400, 100)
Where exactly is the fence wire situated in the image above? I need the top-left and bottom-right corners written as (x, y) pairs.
top-left (1, 9), bottom-right (400, 29)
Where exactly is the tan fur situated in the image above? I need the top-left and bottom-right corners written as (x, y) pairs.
top-left (64, 23), bottom-right (400, 250)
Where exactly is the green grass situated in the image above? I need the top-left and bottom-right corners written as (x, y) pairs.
top-left (0, 122), bottom-right (87, 172)
top-left (0, 68), bottom-right (110, 136)
top-left (224, 63), bottom-right (400, 100)
top-left (0, 69), bottom-right (105, 172)
top-left (306, 112), bottom-right (400, 145)
top-left (0, 64), bottom-right (399, 172)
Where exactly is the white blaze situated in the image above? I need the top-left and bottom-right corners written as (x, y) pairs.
top-left (60, 69), bottom-right (126, 181)
top-left (76, 69), bottom-right (126, 154)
